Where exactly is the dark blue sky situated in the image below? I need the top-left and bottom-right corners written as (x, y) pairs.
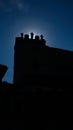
top-left (0, 0), bottom-right (73, 83)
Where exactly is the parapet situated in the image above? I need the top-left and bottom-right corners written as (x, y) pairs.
top-left (15, 32), bottom-right (46, 46)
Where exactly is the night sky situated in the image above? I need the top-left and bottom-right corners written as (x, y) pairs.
top-left (0, 0), bottom-right (73, 83)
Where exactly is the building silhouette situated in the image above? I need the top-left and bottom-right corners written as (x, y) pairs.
top-left (14, 33), bottom-right (73, 91)
top-left (0, 33), bottom-right (73, 129)
top-left (0, 64), bottom-right (8, 82)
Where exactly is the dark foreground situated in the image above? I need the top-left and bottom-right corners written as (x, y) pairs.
top-left (0, 87), bottom-right (73, 130)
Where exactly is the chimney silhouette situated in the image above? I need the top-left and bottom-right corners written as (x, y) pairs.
top-left (21, 33), bottom-right (24, 38)
top-left (31, 32), bottom-right (34, 39)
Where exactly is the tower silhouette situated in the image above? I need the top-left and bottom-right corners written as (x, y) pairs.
top-left (14, 33), bottom-right (46, 89)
